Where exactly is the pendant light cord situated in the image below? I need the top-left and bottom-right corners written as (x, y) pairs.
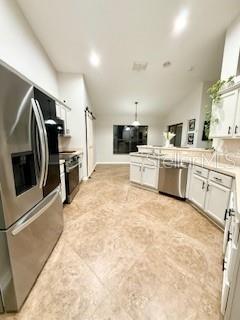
top-left (135, 101), bottom-right (138, 122)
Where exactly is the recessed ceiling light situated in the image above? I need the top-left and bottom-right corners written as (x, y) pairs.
top-left (89, 52), bottom-right (100, 67)
top-left (163, 61), bottom-right (171, 68)
top-left (173, 9), bottom-right (189, 35)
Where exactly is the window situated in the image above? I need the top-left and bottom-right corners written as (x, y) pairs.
top-left (113, 125), bottom-right (148, 154)
top-left (168, 123), bottom-right (183, 147)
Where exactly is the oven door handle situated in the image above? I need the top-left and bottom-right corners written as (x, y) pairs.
top-left (31, 98), bottom-right (45, 189)
top-left (35, 99), bottom-right (49, 186)
top-left (66, 162), bottom-right (80, 173)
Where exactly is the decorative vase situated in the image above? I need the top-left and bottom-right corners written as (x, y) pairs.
top-left (165, 140), bottom-right (170, 147)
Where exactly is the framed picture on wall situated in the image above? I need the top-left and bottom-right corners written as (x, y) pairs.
top-left (187, 133), bottom-right (194, 145)
top-left (237, 48), bottom-right (240, 77)
top-left (188, 119), bottom-right (196, 131)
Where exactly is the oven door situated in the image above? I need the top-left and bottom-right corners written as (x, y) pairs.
top-left (0, 66), bottom-right (46, 229)
top-left (66, 163), bottom-right (79, 202)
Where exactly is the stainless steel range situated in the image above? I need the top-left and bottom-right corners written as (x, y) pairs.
top-left (59, 152), bottom-right (80, 203)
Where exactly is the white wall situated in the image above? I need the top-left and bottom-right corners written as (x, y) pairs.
top-left (221, 15), bottom-right (240, 80)
top-left (58, 73), bottom-right (94, 178)
top-left (0, 0), bottom-right (59, 96)
top-left (0, 0), bottom-right (95, 177)
top-left (95, 114), bottom-right (164, 163)
top-left (161, 82), bottom-right (209, 148)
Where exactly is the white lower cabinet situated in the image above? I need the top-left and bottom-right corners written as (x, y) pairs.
top-left (130, 163), bottom-right (142, 184)
top-left (60, 173), bottom-right (66, 203)
top-left (188, 166), bottom-right (233, 226)
top-left (188, 174), bottom-right (207, 210)
top-left (60, 163), bottom-right (66, 203)
top-left (221, 267), bottom-right (230, 315)
top-left (205, 181), bottom-right (231, 225)
top-left (79, 160), bottom-right (83, 182)
top-left (130, 158), bottom-right (158, 189)
top-left (142, 165), bottom-right (159, 189)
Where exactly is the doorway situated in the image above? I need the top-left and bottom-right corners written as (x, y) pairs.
top-left (168, 123), bottom-right (183, 147)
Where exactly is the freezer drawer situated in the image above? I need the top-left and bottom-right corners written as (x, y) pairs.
top-left (0, 188), bottom-right (63, 313)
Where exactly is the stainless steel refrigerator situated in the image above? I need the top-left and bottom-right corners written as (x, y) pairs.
top-left (0, 64), bottom-right (63, 313)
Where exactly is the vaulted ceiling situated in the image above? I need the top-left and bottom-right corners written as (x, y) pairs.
top-left (17, 0), bottom-right (240, 116)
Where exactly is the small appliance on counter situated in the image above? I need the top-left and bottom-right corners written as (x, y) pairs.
top-left (59, 151), bottom-right (81, 203)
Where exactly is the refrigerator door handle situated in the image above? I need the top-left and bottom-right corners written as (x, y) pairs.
top-left (31, 98), bottom-right (46, 189)
top-left (11, 189), bottom-right (59, 236)
top-left (35, 99), bottom-right (49, 186)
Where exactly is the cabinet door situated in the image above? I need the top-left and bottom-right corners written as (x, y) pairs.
top-left (223, 190), bottom-right (235, 254)
top-left (233, 90), bottom-right (240, 136)
top-left (64, 109), bottom-right (71, 135)
top-left (205, 181), bottom-right (230, 226)
top-left (79, 162), bottom-right (83, 182)
top-left (188, 174), bottom-right (207, 209)
top-left (60, 173), bottom-right (66, 203)
top-left (142, 165), bottom-right (159, 189)
top-left (221, 267), bottom-right (230, 315)
top-left (210, 90), bottom-right (238, 138)
top-left (130, 163), bottom-right (142, 184)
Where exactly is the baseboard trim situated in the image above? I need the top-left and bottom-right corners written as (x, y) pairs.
top-left (96, 162), bottom-right (130, 165)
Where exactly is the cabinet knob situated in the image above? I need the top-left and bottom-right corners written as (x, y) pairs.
top-left (227, 230), bottom-right (232, 242)
top-left (229, 209), bottom-right (235, 217)
top-left (235, 125), bottom-right (238, 134)
top-left (228, 126), bottom-right (231, 135)
top-left (206, 184), bottom-right (210, 192)
top-left (202, 181), bottom-right (205, 189)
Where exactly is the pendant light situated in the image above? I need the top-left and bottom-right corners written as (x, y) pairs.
top-left (132, 101), bottom-right (141, 126)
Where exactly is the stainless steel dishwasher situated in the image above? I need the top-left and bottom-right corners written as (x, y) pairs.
top-left (158, 160), bottom-right (188, 199)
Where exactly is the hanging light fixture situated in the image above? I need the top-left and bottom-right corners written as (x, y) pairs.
top-left (132, 101), bottom-right (141, 126)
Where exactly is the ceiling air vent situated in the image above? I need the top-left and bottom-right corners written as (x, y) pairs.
top-left (132, 61), bottom-right (148, 72)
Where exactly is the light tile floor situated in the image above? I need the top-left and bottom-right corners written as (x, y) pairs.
top-left (1, 165), bottom-right (223, 320)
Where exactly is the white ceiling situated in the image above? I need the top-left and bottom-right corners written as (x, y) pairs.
top-left (17, 0), bottom-right (240, 116)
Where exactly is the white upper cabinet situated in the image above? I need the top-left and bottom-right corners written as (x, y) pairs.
top-left (233, 90), bottom-right (240, 136)
top-left (56, 103), bottom-right (71, 136)
top-left (210, 90), bottom-right (239, 138)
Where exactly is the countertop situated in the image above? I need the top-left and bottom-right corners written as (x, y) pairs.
top-left (137, 145), bottom-right (214, 153)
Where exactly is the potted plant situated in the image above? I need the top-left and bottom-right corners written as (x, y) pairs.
top-left (204, 75), bottom-right (235, 140)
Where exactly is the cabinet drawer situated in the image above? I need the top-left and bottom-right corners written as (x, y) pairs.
top-left (209, 171), bottom-right (232, 188)
top-left (192, 165), bottom-right (209, 178)
top-left (130, 156), bottom-right (142, 164)
top-left (143, 157), bottom-right (158, 167)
